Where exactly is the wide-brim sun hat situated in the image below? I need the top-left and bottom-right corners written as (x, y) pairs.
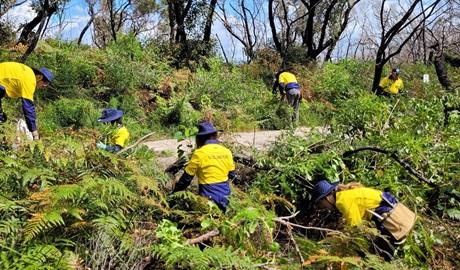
top-left (192, 121), bottom-right (222, 136)
top-left (33, 67), bottom-right (55, 85)
top-left (312, 180), bottom-right (339, 202)
top-left (97, 108), bottom-right (124, 122)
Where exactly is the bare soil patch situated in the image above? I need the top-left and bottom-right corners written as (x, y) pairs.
top-left (142, 127), bottom-right (326, 170)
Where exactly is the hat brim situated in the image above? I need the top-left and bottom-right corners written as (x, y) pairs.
top-left (97, 110), bottom-right (124, 122)
top-left (314, 181), bottom-right (339, 202)
top-left (191, 129), bottom-right (223, 136)
top-left (32, 68), bottom-right (54, 86)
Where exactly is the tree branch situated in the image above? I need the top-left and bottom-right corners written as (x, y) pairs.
top-left (185, 229), bottom-right (220, 245)
top-left (116, 131), bottom-right (157, 156)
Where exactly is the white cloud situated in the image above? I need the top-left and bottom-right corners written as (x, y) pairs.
top-left (3, 1), bottom-right (35, 27)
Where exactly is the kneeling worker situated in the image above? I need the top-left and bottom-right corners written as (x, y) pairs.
top-left (172, 122), bottom-right (237, 211)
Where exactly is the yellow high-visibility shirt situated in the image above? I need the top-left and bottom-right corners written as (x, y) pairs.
top-left (185, 143), bottom-right (235, 185)
top-left (335, 188), bottom-right (383, 227)
top-left (379, 76), bottom-right (404, 94)
top-left (278, 72), bottom-right (299, 90)
top-left (0, 62), bottom-right (36, 100)
top-left (109, 126), bottom-right (130, 147)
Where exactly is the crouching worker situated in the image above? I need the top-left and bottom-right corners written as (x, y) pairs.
top-left (96, 108), bottom-right (130, 152)
top-left (172, 122), bottom-right (236, 211)
top-left (312, 180), bottom-right (416, 261)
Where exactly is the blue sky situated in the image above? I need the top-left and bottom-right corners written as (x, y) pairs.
top-left (5, 0), bottom-right (245, 61)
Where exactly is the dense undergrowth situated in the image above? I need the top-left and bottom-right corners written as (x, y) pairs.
top-left (0, 37), bottom-right (459, 269)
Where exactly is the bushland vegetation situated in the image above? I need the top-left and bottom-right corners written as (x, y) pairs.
top-left (0, 37), bottom-right (460, 269)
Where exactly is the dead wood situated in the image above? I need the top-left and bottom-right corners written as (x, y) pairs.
top-left (185, 229), bottom-right (220, 245)
top-left (116, 131), bottom-right (157, 156)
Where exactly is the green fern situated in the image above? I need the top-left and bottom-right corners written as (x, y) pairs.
top-left (46, 184), bottom-right (83, 203)
top-left (93, 214), bottom-right (128, 236)
top-left (154, 243), bottom-right (257, 269)
top-left (446, 208), bottom-right (460, 221)
top-left (22, 210), bottom-right (65, 243)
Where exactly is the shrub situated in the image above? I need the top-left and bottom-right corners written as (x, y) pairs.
top-left (41, 98), bottom-right (98, 131)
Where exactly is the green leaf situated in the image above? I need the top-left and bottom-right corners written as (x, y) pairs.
top-left (201, 219), bottom-right (211, 229)
top-left (174, 131), bottom-right (184, 140)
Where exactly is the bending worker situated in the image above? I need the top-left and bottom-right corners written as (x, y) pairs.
top-left (312, 179), bottom-right (416, 261)
top-left (376, 68), bottom-right (404, 96)
top-left (273, 70), bottom-right (301, 122)
top-left (96, 107), bottom-right (130, 152)
top-left (172, 121), bottom-right (236, 211)
top-left (0, 62), bottom-right (55, 140)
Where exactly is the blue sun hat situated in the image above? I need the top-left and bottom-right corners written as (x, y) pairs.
top-left (97, 108), bottom-right (124, 122)
top-left (32, 67), bottom-right (55, 85)
top-left (392, 68), bottom-right (402, 75)
top-left (39, 67), bottom-right (55, 84)
top-left (312, 180), bottom-right (339, 202)
top-left (193, 122), bottom-right (222, 136)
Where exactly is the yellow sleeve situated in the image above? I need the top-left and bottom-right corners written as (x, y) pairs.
top-left (378, 77), bottom-right (389, 88)
top-left (336, 197), bottom-right (363, 226)
top-left (185, 150), bottom-right (202, 177)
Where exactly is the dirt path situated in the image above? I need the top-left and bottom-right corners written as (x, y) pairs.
top-left (142, 127), bottom-right (325, 170)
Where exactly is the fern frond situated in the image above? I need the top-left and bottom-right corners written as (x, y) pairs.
top-left (0, 155), bottom-right (21, 168)
top-left (131, 175), bottom-right (167, 204)
top-left (66, 207), bottom-right (85, 220)
top-left (69, 221), bottom-right (89, 230)
top-left (80, 176), bottom-right (137, 212)
top-left (92, 214), bottom-right (127, 236)
top-left (23, 210), bottom-right (65, 243)
top-left (446, 208), bottom-right (460, 221)
top-left (49, 184), bottom-right (83, 203)
top-left (311, 255), bottom-right (363, 268)
top-left (21, 167), bottom-right (56, 188)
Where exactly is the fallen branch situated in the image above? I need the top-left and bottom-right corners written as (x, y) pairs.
top-left (116, 131), bottom-right (157, 156)
top-left (273, 213), bottom-right (343, 235)
top-left (287, 225), bottom-right (305, 263)
top-left (185, 229), bottom-right (220, 245)
top-left (273, 212), bottom-right (343, 264)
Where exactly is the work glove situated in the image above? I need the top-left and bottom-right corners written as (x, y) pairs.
top-left (97, 141), bottom-right (107, 150)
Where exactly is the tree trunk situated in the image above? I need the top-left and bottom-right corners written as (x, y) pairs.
top-left (78, 17), bottom-right (94, 45)
top-left (268, 0), bottom-right (281, 56)
top-left (20, 0), bottom-right (55, 62)
top-left (372, 54), bottom-right (385, 92)
top-left (433, 53), bottom-right (453, 91)
top-left (203, 0), bottom-right (217, 43)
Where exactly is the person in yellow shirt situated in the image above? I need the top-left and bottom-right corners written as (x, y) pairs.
top-left (273, 70), bottom-right (301, 122)
top-left (96, 108), bottom-right (130, 152)
top-left (172, 122), bottom-right (236, 211)
top-left (312, 180), bottom-right (415, 261)
top-left (376, 68), bottom-right (404, 96)
top-left (0, 62), bottom-right (55, 140)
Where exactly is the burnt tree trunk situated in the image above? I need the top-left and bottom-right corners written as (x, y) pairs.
top-left (431, 49), bottom-right (459, 126)
top-left (433, 53), bottom-right (453, 91)
top-left (20, 0), bottom-right (57, 62)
